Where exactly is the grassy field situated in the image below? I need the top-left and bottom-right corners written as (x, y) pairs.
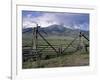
top-left (23, 51), bottom-right (89, 68)
top-left (22, 36), bottom-right (89, 69)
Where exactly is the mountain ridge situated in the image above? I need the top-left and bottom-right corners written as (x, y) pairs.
top-left (22, 24), bottom-right (89, 38)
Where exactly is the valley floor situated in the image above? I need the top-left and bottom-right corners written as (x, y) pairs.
top-left (22, 51), bottom-right (89, 69)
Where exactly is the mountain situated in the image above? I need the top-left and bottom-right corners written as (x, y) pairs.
top-left (22, 24), bottom-right (89, 38)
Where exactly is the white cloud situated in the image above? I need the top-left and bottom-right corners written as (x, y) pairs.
top-left (79, 23), bottom-right (89, 31)
top-left (23, 13), bottom-right (60, 28)
top-left (22, 12), bottom-right (89, 31)
top-left (23, 21), bottom-right (38, 28)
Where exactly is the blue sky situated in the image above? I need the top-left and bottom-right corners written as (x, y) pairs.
top-left (22, 10), bottom-right (89, 31)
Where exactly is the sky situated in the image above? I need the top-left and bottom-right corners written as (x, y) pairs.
top-left (22, 10), bottom-right (89, 31)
